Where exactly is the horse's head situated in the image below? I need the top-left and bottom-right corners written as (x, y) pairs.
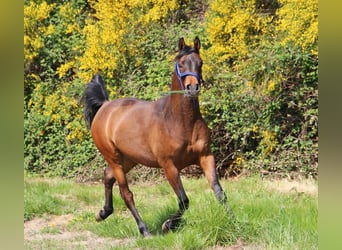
top-left (174, 37), bottom-right (203, 97)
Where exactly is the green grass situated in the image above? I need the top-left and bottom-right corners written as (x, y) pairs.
top-left (24, 176), bottom-right (318, 249)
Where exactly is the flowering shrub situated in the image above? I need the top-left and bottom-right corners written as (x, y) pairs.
top-left (24, 1), bottom-right (55, 64)
top-left (202, 0), bottom-right (317, 177)
top-left (24, 0), bottom-right (93, 176)
top-left (203, 0), bottom-right (273, 75)
top-left (77, 0), bottom-right (179, 82)
top-left (276, 0), bottom-right (318, 55)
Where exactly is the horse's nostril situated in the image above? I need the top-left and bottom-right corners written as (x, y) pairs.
top-left (186, 84), bottom-right (200, 91)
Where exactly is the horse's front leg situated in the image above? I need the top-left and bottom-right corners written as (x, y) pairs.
top-left (199, 154), bottom-right (234, 218)
top-left (161, 163), bottom-right (189, 233)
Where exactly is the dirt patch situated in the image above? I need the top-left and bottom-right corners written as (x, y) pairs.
top-left (210, 239), bottom-right (263, 250)
top-left (24, 214), bottom-right (73, 240)
top-left (264, 178), bottom-right (317, 195)
top-left (24, 214), bottom-right (134, 249)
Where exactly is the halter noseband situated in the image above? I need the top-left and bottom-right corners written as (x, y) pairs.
top-left (175, 63), bottom-right (202, 90)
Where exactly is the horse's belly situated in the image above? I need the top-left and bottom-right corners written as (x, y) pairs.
top-left (117, 142), bottom-right (160, 168)
top-left (113, 127), bottom-right (159, 167)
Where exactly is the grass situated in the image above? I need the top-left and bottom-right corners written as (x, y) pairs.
top-left (24, 175), bottom-right (318, 249)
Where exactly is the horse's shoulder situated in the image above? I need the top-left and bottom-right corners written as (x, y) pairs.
top-left (151, 96), bottom-right (170, 115)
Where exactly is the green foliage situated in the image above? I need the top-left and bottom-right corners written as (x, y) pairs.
top-left (201, 0), bottom-right (318, 177)
top-left (24, 79), bottom-right (98, 177)
top-left (24, 0), bottom-right (317, 178)
top-left (203, 41), bottom-right (317, 178)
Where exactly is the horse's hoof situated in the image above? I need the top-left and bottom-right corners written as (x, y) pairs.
top-left (95, 213), bottom-right (103, 222)
top-left (143, 231), bottom-right (152, 238)
top-left (161, 219), bottom-right (172, 233)
top-left (95, 212), bottom-right (104, 222)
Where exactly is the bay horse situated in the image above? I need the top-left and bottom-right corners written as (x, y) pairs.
top-left (83, 37), bottom-right (231, 237)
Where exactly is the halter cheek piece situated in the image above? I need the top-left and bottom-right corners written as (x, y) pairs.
top-left (175, 63), bottom-right (202, 90)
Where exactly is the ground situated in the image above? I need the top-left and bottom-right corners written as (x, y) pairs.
top-left (24, 177), bottom-right (317, 249)
top-left (24, 214), bottom-right (134, 249)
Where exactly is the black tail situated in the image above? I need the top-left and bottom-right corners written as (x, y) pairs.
top-left (82, 74), bottom-right (109, 128)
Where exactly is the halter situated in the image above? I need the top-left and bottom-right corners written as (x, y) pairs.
top-left (175, 62), bottom-right (202, 90)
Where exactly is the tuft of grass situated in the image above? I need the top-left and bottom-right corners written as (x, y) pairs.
top-left (24, 176), bottom-right (317, 249)
top-left (24, 177), bottom-right (103, 221)
top-left (24, 180), bottom-right (66, 221)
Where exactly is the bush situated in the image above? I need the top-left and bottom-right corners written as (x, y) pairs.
top-left (199, 0), bottom-right (317, 178)
top-left (24, 0), bottom-right (317, 179)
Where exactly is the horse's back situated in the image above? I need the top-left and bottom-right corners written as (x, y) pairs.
top-left (92, 97), bottom-right (153, 138)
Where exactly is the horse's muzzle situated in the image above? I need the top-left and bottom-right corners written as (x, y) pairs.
top-left (185, 83), bottom-right (200, 97)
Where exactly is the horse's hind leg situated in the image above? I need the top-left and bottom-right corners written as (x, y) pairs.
top-left (96, 166), bottom-right (116, 221)
top-left (96, 156), bottom-right (150, 236)
top-left (111, 163), bottom-right (151, 237)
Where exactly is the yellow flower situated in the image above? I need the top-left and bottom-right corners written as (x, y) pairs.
top-left (267, 80), bottom-right (275, 93)
top-left (45, 24), bottom-right (55, 35)
top-left (66, 24), bottom-right (75, 34)
top-left (203, 0), bottom-right (272, 79)
top-left (260, 130), bottom-right (277, 155)
top-left (57, 61), bottom-right (75, 78)
top-left (276, 0), bottom-right (318, 52)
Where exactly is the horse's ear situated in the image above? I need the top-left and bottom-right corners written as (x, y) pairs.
top-left (194, 36), bottom-right (201, 52)
top-left (92, 73), bottom-right (104, 85)
top-left (178, 37), bottom-right (186, 51)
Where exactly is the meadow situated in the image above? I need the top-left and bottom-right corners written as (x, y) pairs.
top-left (24, 175), bottom-right (317, 249)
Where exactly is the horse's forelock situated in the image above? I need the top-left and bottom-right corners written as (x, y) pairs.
top-left (175, 46), bottom-right (198, 61)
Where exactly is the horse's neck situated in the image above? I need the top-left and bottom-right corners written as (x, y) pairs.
top-left (169, 75), bottom-right (201, 133)
top-left (181, 98), bottom-right (201, 136)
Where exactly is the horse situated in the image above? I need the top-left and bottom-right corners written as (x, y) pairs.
top-left (82, 37), bottom-right (231, 237)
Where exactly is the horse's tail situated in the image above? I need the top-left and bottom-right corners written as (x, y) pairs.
top-left (82, 74), bottom-right (109, 128)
